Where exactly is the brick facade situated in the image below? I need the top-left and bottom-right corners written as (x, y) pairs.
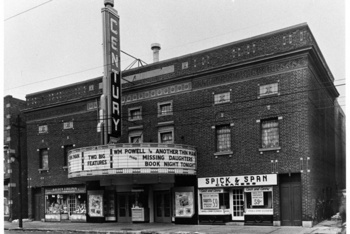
top-left (21, 23), bottom-right (344, 226)
top-left (3, 95), bottom-right (28, 221)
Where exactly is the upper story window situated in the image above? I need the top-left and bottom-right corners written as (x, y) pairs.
top-left (216, 125), bottom-right (231, 152)
top-left (259, 83), bottom-right (279, 98)
top-left (158, 126), bottom-right (174, 144)
top-left (38, 125), bottom-right (48, 134)
top-left (89, 85), bottom-right (94, 91)
top-left (214, 92), bottom-right (230, 105)
top-left (40, 148), bottom-right (49, 170)
top-left (129, 130), bottom-right (143, 143)
top-left (261, 118), bottom-right (279, 149)
top-left (158, 101), bottom-right (173, 117)
top-left (63, 121), bottom-right (74, 130)
top-left (87, 101), bottom-right (98, 110)
top-left (128, 107), bottom-right (142, 121)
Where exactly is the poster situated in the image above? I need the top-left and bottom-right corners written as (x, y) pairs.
top-left (175, 192), bottom-right (194, 217)
top-left (202, 193), bottom-right (219, 209)
top-left (88, 194), bottom-right (103, 217)
top-left (252, 190), bottom-right (264, 206)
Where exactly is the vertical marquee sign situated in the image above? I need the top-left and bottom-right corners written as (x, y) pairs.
top-left (101, 0), bottom-right (121, 143)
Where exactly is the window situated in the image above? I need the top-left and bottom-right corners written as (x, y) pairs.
top-left (87, 101), bottom-right (98, 110)
top-left (158, 126), bottom-right (174, 144)
top-left (89, 85), bottom-right (94, 91)
top-left (214, 92), bottom-right (230, 104)
top-left (261, 118), bottom-right (279, 149)
top-left (216, 125), bottom-right (231, 152)
top-left (40, 149), bottom-right (49, 170)
top-left (158, 101), bottom-right (173, 117)
top-left (39, 125), bottom-right (48, 134)
top-left (244, 187), bottom-right (273, 211)
top-left (129, 130), bottom-right (143, 143)
top-left (198, 189), bottom-right (230, 215)
top-left (160, 132), bottom-right (173, 143)
top-left (63, 121), bottom-right (74, 130)
top-left (128, 107), bottom-right (142, 121)
top-left (259, 83), bottom-right (279, 97)
top-left (63, 145), bottom-right (73, 167)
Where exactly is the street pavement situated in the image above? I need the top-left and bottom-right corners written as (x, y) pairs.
top-left (3, 218), bottom-right (344, 234)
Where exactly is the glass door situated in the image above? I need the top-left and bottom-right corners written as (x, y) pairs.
top-left (68, 195), bottom-right (76, 217)
top-left (117, 193), bottom-right (135, 223)
top-left (231, 189), bottom-right (244, 220)
top-left (154, 191), bottom-right (171, 223)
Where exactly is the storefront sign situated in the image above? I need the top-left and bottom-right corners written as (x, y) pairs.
top-left (102, 3), bottom-right (121, 142)
top-left (245, 209), bottom-right (273, 215)
top-left (202, 194), bottom-right (219, 209)
top-left (199, 209), bottom-right (231, 215)
top-left (198, 174), bottom-right (277, 188)
top-left (68, 144), bottom-right (197, 177)
top-left (244, 187), bottom-right (272, 192)
top-left (45, 186), bottom-right (86, 194)
top-left (88, 191), bottom-right (104, 217)
top-left (199, 189), bottom-right (224, 193)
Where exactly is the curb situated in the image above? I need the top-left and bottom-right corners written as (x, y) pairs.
top-left (5, 228), bottom-right (199, 234)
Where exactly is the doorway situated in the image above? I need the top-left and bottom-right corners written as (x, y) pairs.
top-left (34, 193), bottom-right (41, 221)
top-left (280, 174), bottom-right (302, 226)
top-left (154, 191), bottom-right (171, 223)
top-left (117, 193), bottom-right (135, 223)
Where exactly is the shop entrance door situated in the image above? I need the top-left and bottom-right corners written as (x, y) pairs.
top-left (117, 193), bottom-right (135, 223)
top-left (280, 174), bottom-right (302, 226)
top-left (68, 195), bottom-right (76, 218)
top-left (232, 189), bottom-right (244, 220)
top-left (154, 191), bottom-right (171, 223)
top-left (34, 193), bottom-right (41, 221)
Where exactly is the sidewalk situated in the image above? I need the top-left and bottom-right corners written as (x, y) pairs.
top-left (4, 219), bottom-right (343, 234)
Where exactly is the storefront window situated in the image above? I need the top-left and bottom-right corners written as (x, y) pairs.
top-left (45, 194), bottom-right (86, 215)
top-left (71, 194), bottom-right (87, 214)
top-left (219, 193), bottom-right (230, 209)
top-left (244, 187), bottom-right (273, 215)
top-left (4, 197), bottom-right (9, 216)
top-left (46, 194), bottom-right (66, 214)
top-left (198, 189), bottom-right (231, 215)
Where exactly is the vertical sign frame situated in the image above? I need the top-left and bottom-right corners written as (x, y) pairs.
top-left (101, 4), bottom-right (122, 144)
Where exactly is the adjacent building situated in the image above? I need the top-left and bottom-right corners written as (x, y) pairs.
top-left (22, 23), bottom-right (345, 227)
top-left (3, 95), bottom-right (28, 221)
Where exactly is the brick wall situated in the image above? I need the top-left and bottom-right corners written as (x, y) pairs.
top-left (3, 95), bottom-right (28, 220)
top-left (21, 23), bottom-right (342, 223)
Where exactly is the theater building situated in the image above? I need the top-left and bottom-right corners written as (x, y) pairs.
top-left (23, 23), bottom-right (345, 227)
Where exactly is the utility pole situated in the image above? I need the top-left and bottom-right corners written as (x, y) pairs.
top-left (11, 115), bottom-right (25, 229)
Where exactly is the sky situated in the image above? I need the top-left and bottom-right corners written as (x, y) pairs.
top-left (2, 0), bottom-right (348, 109)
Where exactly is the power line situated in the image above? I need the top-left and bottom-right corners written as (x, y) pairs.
top-left (4, 0), bottom-right (53, 22)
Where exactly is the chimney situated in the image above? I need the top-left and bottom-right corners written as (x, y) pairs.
top-left (151, 43), bottom-right (161, 63)
top-left (104, 0), bottom-right (114, 7)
